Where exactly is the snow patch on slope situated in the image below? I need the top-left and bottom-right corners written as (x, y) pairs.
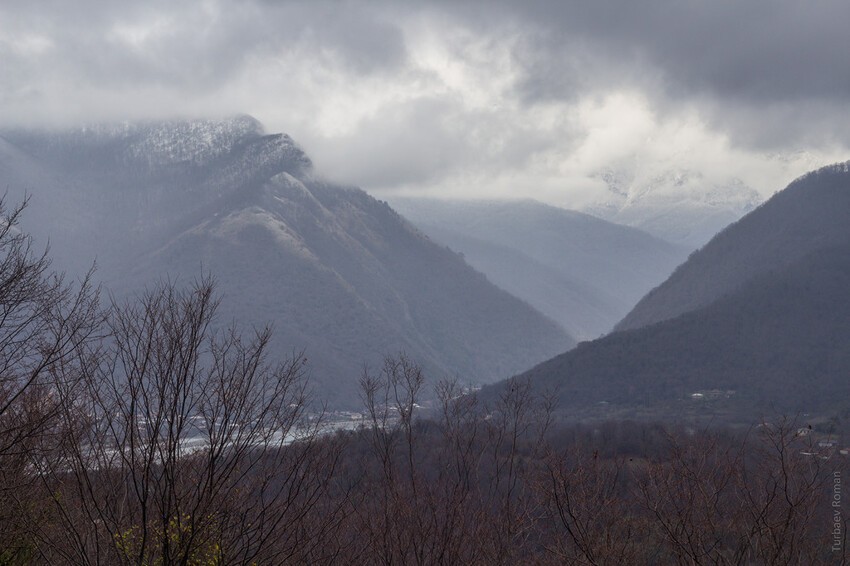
top-left (585, 166), bottom-right (761, 247)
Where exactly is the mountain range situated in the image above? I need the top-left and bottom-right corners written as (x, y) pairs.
top-left (390, 198), bottom-right (688, 340)
top-left (0, 116), bottom-right (573, 406)
top-left (618, 162), bottom-right (850, 332)
top-left (585, 165), bottom-right (762, 248)
top-left (498, 162), bottom-right (850, 420)
top-left (8, 114), bottom-right (841, 419)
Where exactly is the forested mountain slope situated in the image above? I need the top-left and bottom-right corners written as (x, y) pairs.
top-left (509, 244), bottom-right (850, 418)
top-left (391, 198), bottom-right (688, 340)
top-left (486, 162), bottom-right (850, 420)
top-left (0, 117), bottom-right (573, 406)
top-left (618, 162), bottom-right (850, 331)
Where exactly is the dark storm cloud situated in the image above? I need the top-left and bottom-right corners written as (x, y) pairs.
top-left (401, 0), bottom-right (850, 150)
top-left (453, 0), bottom-right (850, 104)
top-left (3, 1), bottom-right (847, 124)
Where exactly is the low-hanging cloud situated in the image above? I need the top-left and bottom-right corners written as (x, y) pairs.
top-left (1, 0), bottom-right (848, 205)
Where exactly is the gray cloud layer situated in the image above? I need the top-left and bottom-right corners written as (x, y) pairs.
top-left (1, 0), bottom-right (848, 201)
top-left (503, 0), bottom-right (850, 101)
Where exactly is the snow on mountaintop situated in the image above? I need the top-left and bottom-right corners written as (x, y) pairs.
top-left (593, 166), bottom-right (760, 210)
top-left (2, 115), bottom-right (312, 174)
top-left (121, 115), bottom-right (266, 167)
top-left (585, 165), bottom-right (762, 248)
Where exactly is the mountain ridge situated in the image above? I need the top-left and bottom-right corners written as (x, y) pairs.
top-left (487, 161), bottom-right (850, 421)
top-left (617, 160), bottom-right (850, 332)
top-left (585, 165), bottom-right (762, 247)
top-left (390, 197), bottom-right (688, 340)
top-left (506, 243), bottom-right (850, 419)
top-left (0, 116), bottom-right (574, 407)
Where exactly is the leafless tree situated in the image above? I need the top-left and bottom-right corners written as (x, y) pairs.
top-left (539, 448), bottom-right (650, 565)
top-left (538, 418), bottom-right (846, 565)
top-left (636, 428), bottom-right (746, 564)
top-left (351, 358), bottom-right (555, 565)
top-left (479, 376), bottom-right (554, 564)
top-left (354, 354), bottom-right (433, 564)
top-left (735, 418), bottom-right (842, 564)
top-left (636, 419), bottom-right (841, 565)
top-left (0, 196), bottom-right (101, 559)
top-left (31, 278), bottom-right (344, 564)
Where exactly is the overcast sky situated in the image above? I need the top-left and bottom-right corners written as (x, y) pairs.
top-left (2, 0), bottom-right (849, 206)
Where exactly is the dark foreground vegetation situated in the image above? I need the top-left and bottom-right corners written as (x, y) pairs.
top-left (0, 198), bottom-right (847, 564)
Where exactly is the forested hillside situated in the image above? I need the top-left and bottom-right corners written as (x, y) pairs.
top-left (619, 162), bottom-right (850, 331)
top-left (0, 118), bottom-right (573, 405)
top-left (392, 198), bottom-right (687, 339)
